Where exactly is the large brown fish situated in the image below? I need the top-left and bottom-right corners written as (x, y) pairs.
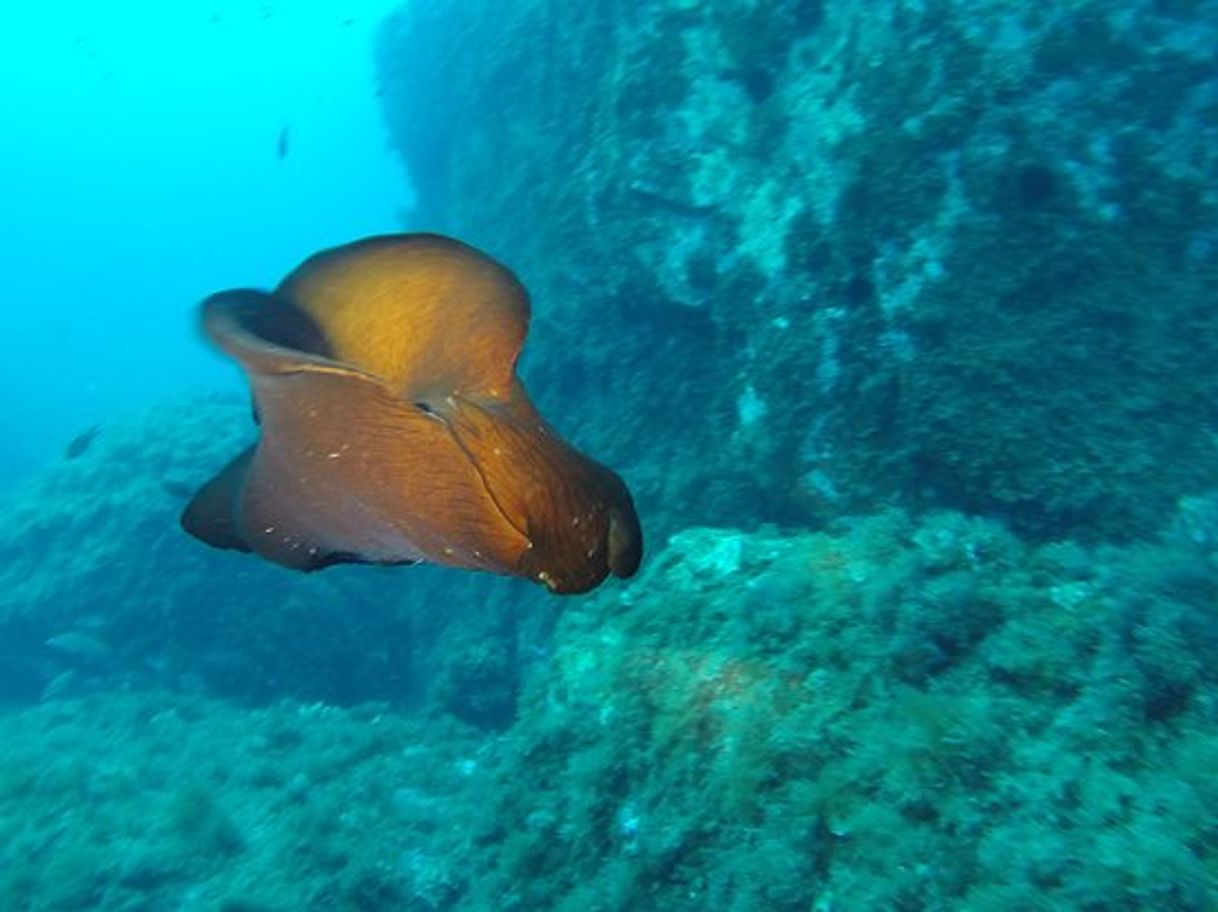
top-left (181, 233), bottom-right (641, 594)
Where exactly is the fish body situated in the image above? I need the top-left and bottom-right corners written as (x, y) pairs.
top-left (64, 424), bottom-right (101, 459)
top-left (182, 233), bottom-right (642, 594)
top-left (46, 630), bottom-right (112, 662)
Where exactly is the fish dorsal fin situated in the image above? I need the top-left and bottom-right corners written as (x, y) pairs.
top-left (275, 233), bottom-right (529, 401)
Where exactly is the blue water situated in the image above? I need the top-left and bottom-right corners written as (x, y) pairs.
top-left (0, 1), bottom-right (408, 487)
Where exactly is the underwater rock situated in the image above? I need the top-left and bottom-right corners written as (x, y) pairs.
top-left (377, 0), bottom-right (1218, 542)
top-left (454, 512), bottom-right (1218, 909)
top-left (1, 487), bottom-right (1216, 907)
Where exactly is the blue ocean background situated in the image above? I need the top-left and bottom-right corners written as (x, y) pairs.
top-left (0, 1), bottom-right (408, 488)
top-left (2, 1), bottom-right (1217, 910)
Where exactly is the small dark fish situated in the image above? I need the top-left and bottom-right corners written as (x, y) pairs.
top-left (162, 479), bottom-right (195, 500)
top-left (64, 425), bottom-right (101, 460)
top-left (277, 124), bottom-right (290, 160)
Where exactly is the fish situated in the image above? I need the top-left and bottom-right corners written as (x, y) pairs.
top-left (180, 233), bottom-right (642, 594)
top-left (64, 424), bottom-right (101, 460)
top-left (277, 124), bottom-right (290, 160)
top-left (45, 630), bottom-right (112, 662)
top-left (40, 669), bottom-right (79, 702)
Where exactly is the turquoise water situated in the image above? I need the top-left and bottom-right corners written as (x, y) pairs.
top-left (0, 1), bottom-right (407, 486)
top-left (1, 1), bottom-right (1217, 909)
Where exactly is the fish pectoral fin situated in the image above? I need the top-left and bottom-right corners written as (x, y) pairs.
top-left (180, 446), bottom-right (255, 554)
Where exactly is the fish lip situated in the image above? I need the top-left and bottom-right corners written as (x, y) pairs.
top-left (608, 507), bottom-right (643, 579)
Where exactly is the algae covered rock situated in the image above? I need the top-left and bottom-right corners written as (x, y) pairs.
top-left (0, 692), bottom-right (486, 911)
top-left (456, 513), bottom-right (1218, 910)
top-left (377, 0), bottom-right (1218, 541)
top-left (3, 447), bottom-right (1216, 908)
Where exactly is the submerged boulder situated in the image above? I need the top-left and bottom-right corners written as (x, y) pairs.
top-left (377, 0), bottom-right (1218, 541)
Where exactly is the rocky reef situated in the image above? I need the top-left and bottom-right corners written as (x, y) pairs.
top-left (2, 463), bottom-right (1217, 907)
top-left (454, 511), bottom-right (1218, 909)
top-left (378, 0), bottom-right (1218, 542)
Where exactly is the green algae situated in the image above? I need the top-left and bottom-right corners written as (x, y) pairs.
top-left (0, 694), bottom-right (484, 911)
top-left (450, 512), bottom-right (1218, 909)
top-left (1, 500), bottom-right (1216, 908)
